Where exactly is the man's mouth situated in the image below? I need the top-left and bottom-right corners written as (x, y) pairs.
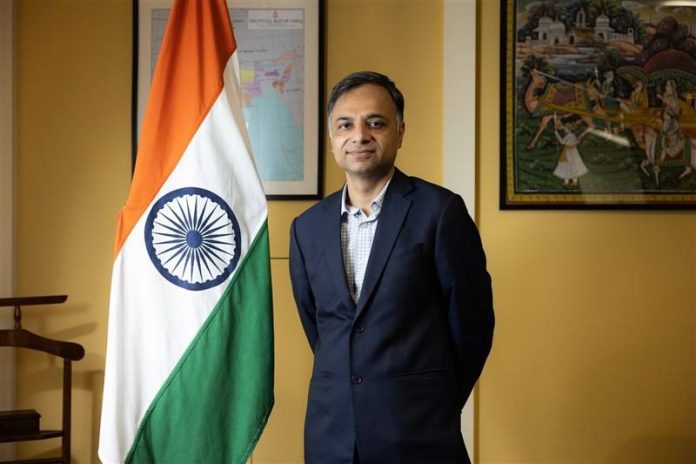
top-left (347, 149), bottom-right (375, 158)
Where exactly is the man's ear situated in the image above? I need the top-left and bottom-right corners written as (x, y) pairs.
top-left (398, 121), bottom-right (406, 148)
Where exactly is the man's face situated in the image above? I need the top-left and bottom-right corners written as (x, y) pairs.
top-left (329, 84), bottom-right (405, 182)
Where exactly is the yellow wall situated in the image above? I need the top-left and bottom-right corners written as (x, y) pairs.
top-left (16, 0), bottom-right (131, 461)
top-left (14, 0), bottom-right (442, 463)
top-left (13, 0), bottom-right (696, 463)
top-left (477, 1), bottom-right (695, 463)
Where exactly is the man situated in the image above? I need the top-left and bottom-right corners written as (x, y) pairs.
top-left (289, 71), bottom-right (494, 464)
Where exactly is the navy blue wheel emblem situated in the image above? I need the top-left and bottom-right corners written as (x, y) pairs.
top-left (145, 187), bottom-right (241, 291)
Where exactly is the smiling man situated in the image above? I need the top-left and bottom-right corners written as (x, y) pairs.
top-left (289, 71), bottom-right (494, 464)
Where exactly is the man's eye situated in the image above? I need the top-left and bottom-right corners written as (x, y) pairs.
top-left (337, 122), bottom-right (352, 130)
top-left (368, 120), bottom-right (385, 128)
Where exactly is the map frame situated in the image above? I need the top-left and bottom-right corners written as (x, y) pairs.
top-left (133, 0), bottom-right (324, 200)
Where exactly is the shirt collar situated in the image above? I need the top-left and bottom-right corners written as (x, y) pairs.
top-left (340, 174), bottom-right (393, 218)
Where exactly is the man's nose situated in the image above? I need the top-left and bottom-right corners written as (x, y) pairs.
top-left (352, 122), bottom-right (370, 143)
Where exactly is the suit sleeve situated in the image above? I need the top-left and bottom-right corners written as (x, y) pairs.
top-left (289, 218), bottom-right (319, 352)
top-left (434, 194), bottom-right (494, 407)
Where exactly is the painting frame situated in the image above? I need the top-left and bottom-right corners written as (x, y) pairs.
top-left (501, 0), bottom-right (696, 209)
top-left (132, 0), bottom-right (324, 200)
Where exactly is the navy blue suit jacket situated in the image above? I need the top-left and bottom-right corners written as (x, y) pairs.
top-left (289, 169), bottom-right (494, 464)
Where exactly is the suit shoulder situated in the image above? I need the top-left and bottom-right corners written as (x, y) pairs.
top-left (407, 175), bottom-right (459, 203)
top-left (397, 174), bottom-right (474, 222)
top-left (293, 189), bottom-right (341, 229)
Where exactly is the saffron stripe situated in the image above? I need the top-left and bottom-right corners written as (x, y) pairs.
top-left (114, 0), bottom-right (236, 256)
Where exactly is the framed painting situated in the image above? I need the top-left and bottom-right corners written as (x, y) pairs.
top-left (134, 0), bottom-right (324, 200)
top-left (501, 0), bottom-right (696, 209)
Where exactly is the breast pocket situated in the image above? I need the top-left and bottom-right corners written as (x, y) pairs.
top-left (390, 242), bottom-right (424, 260)
top-left (383, 242), bottom-right (437, 302)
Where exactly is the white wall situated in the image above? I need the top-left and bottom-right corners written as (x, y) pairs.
top-left (443, 0), bottom-right (478, 459)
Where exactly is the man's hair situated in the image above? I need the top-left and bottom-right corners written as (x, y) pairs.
top-left (327, 71), bottom-right (405, 123)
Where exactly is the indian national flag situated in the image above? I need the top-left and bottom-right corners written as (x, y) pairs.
top-left (98, 0), bottom-right (274, 462)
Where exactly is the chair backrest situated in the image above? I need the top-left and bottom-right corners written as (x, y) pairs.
top-left (0, 329), bottom-right (84, 360)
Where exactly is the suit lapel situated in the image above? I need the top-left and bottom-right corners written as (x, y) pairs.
top-left (319, 191), bottom-right (356, 311)
top-left (355, 170), bottom-right (413, 319)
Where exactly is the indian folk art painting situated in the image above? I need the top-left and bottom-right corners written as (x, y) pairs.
top-left (502, 0), bottom-right (696, 208)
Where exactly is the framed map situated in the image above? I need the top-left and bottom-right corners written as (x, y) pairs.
top-left (134, 0), bottom-right (324, 199)
top-left (501, 0), bottom-right (696, 209)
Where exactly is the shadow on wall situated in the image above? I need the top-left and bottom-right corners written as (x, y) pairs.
top-left (88, 370), bottom-right (104, 463)
top-left (607, 435), bottom-right (695, 463)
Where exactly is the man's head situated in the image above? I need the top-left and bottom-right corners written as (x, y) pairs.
top-left (327, 71), bottom-right (405, 127)
top-left (327, 71), bottom-right (406, 183)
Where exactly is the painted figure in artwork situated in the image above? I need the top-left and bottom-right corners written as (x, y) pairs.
top-left (553, 114), bottom-right (588, 188)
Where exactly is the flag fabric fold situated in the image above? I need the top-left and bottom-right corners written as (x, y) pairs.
top-left (99, 1), bottom-right (273, 462)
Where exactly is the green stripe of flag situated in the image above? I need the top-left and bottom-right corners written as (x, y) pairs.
top-left (126, 223), bottom-right (274, 463)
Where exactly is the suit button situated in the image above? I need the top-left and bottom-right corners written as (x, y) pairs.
top-left (354, 324), bottom-right (365, 333)
top-left (351, 375), bottom-right (363, 385)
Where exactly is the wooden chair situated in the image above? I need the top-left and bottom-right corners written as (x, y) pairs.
top-left (0, 295), bottom-right (84, 464)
